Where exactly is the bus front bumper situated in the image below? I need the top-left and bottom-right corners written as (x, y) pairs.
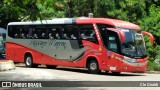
top-left (120, 61), bottom-right (148, 73)
top-left (107, 61), bottom-right (148, 73)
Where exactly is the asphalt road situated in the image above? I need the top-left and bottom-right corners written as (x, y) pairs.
top-left (0, 63), bottom-right (160, 90)
top-left (0, 64), bottom-right (160, 81)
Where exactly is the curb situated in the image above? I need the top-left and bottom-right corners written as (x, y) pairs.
top-left (146, 71), bottom-right (160, 74)
top-left (0, 60), bottom-right (15, 72)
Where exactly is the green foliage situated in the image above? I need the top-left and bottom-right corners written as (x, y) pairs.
top-left (0, 0), bottom-right (65, 28)
top-left (94, 0), bottom-right (146, 22)
top-left (138, 4), bottom-right (160, 71)
top-left (139, 4), bottom-right (160, 44)
top-left (148, 61), bottom-right (160, 71)
top-left (0, 0), bottom-right (40, 28)
top-left (37, 0), bottom-right (65, 19)
top-left (144, 36), bottom-right (160, 62)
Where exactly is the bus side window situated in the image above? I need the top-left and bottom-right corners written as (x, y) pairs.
top-left (48, 28), bottom-right (55, 39)
top-left (27, 27), bottom-right (34, 39)
top-left (63, 26), bottom-right (71, 39)
top-left (20, 30), bottom-right (25, 39)
top-left (8, 26), bottom-right (13, 38)
top-left (32, 28), bottom-right (39, 39)
top-left (55, 27), bottom-right (62, 39)
top-left (20, 26), bottom-right (29, 39)
top-left (9, 26), bottom-right (21, 38)
top-left (63, 25), bottom-right (78, 40)
top-left (49, 33), bottom-right (54, 39)
top-left (48, 26), bottom-right (62, 40)
top-left (50, 26), bottom-right (62, 39)
top-left (108, 36), bottom-right (118, 52)
top-left (70, 26), bottom-right (78, 40)
top-left (8, 25), bottom-right (31, 39)
top-left (79, 24), bottom-right (98, 44)
top-left (34, 25), bottom-right (48, 39)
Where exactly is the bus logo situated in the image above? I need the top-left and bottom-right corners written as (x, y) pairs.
top-left (2, 82), bottom-right (11, 87)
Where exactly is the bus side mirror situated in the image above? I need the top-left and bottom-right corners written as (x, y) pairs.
top-left (142, 31), bottom-right (154, 44)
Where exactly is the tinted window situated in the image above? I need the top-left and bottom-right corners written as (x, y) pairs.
top-left (8, 25), bottom-right (47, 39)
top-left (8, 26), bottom-right (20, 38)
top-left (62, 25), bottom-right (78, 39)
top-left (106, 30), bottom-right (120, 53)
top-left (8, 24), bottom-right (98, 44)
top-left (34, 26), bottom-right (48, 39)
top-left (78, 24), bottom-right (98, 44)
top-left (48, 25), bottom-right (62, 39)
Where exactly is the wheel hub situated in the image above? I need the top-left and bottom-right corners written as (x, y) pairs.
top-left (26, 57), bottom-right (32, 65)
top-left (90, 63), bottom-right (97, 70)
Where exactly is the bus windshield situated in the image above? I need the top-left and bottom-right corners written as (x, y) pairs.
top-left (0, 41), bottom-right (3, 48)
top-left (0, 36), bottom-right (3, 48)
top-left (120, 28), bottom-right (147, 58)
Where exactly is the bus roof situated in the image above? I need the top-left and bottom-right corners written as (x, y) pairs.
top-left (76, 18), bottom-right (140, 30)
top-left (8, 18), bottom-right (140, 30)
top-left (8, 18), bottom-right (75, 26)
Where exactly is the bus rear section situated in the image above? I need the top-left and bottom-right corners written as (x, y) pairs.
top-left (6, 18), bottom-right (154, 74)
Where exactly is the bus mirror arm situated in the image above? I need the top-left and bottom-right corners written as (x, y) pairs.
top-left (142, 31), bottom-right (154, 44)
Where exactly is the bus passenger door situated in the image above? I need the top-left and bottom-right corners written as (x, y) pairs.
top-left (106, 30), bottom-right (123, 72)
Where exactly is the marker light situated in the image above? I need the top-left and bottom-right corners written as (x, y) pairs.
top-left (99, 46), bottom-right (102, 51)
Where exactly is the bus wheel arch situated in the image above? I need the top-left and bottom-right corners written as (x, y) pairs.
top-left (24, 52), bottom-right (38, 68)
top-left (86, 57), bottom-right (100, 74)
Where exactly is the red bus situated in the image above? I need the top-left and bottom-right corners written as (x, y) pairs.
top-left (6, 18), bottom-right (154, 74)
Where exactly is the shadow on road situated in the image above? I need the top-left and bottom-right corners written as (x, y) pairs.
top-left (54, 67), bottom-right (145, 77)
top-left (15, 63), bottom-right (145, 77)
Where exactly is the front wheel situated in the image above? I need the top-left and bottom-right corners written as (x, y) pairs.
top-left (87, 60), bottom-right (100, 74)
top-left (24, 54), bottom-right (38, 68)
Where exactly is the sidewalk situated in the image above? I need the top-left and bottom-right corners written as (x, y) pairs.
top-left (0, 60), bottom-right (15, 71)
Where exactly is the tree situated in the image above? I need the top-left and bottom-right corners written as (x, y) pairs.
top-left (0, 0), bottom-right (64, 28)
top-left (0, 0), bottom-right (41, 28)
top-left (139, 4), bottom-right (160, 64)
top-left (0, 0), bottom-right (20, 28)
top-left (139, 4), bottom-right (160, 44)
top-left (93, 0), bottom-right (146, 23)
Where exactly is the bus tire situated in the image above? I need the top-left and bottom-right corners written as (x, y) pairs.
top-left (46, 65), bottom-right (57, 69)
top-left (87, 60), bottom-right (100, 74)
top-left (24, 54), bottom-right (38, 68)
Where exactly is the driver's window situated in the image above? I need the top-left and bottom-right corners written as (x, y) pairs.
top-left (107, 30), bottom-right (120, 53)
top-left (108, 36), bottom-right (117, 52)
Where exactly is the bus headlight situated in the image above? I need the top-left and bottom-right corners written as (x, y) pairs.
top-left (131, 59), bottom-right (137, 63)
top-left (124, 56), bottom-right (137, 63)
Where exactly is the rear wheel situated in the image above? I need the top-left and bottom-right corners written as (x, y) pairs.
top-left (24, 54), bottom-right (38, 68)
top-left (46, 65), bottom-right (57, 69)
top-left (87, 60), bottom-right (100, 74)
